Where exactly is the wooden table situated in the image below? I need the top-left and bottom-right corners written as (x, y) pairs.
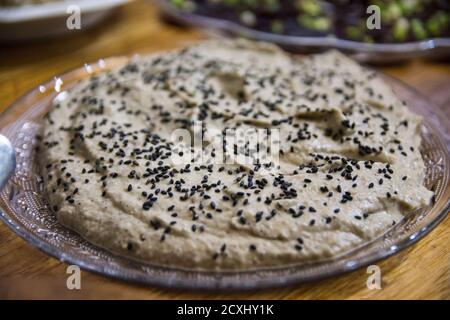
top-left (0, 0), bottom-right (449, 300)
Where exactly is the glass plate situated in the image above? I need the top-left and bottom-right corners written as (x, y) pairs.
top-left (152, 0), bottom-right (450, 63)
top-left (0, 56), bottom-right (449, 290)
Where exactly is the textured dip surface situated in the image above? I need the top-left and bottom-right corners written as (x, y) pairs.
top-left (39, 40), bottom-right (433, 270)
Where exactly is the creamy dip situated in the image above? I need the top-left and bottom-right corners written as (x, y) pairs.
top-left (39, 40), bottom-right (433, 270)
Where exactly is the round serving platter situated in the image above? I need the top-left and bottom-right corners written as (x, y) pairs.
top-left (0, 56), bottom-right (449, 290)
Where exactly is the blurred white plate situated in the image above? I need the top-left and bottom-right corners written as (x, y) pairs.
top-left (0, 0), bottom-right (128, 41)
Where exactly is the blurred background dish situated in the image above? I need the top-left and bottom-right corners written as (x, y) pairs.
top-left (154, 0), bottom-right (450, 62)
top-left (0, 0), bottom-right (129, 42)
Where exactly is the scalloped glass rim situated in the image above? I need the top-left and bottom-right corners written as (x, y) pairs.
top-left (0, 55), bottom-right (449, 290)
top-left (153, 0), bottom-right (450, 62)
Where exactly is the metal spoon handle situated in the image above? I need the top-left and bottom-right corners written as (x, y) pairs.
top-left (0, 134), bottom-right (16, 190)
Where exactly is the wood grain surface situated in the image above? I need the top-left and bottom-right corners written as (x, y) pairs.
top-left (0, 0), bottom-right (449, 300)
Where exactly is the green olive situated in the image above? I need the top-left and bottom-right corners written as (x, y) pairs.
top-left (171, 0), bottom-right (195, 11)
top-left (312, 17), bottom-right (331, 31)
top-left (345, 26), bottom-right (363, 40)
top-left (400, 0), bottom-right (419, 16)
top-left (426, 11), bottom-right (450, 37)
top-left (411, 19), bottom-right (427, 40)
top-left (171, 0), bottom-right (184, 10)
top-left (271, 20), bottom-right (284, 33)
top-left (298, 14), bottom-right (330, 32)
top-left (240, 10), bottom-right (256, 26)
top-left (393, 18), bottom-right (410, 41)
top-left (299, 0), bottom-right (321, 16)
top-left (264, 0), bottom-right (280, 12)
top-left (383, 3), bottom-right (402, 23)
